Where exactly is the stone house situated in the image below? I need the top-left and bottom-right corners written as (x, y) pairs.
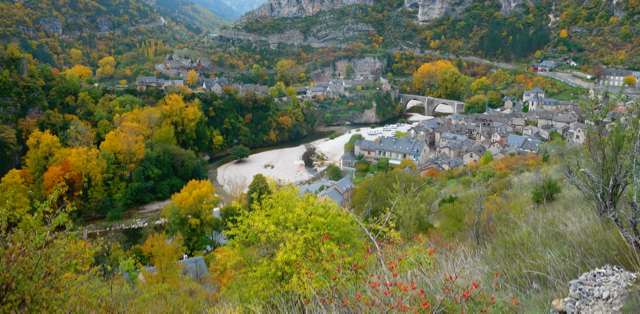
top-left (523, 87), bottom-right (546, 102)
top-left (317, 177), bottom-right (356, 208)
top-left (307, 87), bottom-right (325, 98)
top-left (553, 113), bottom-right (579, 129)
top-left (355, 136), bottom-right (429, 167)
top-left (136, 77), bottom-right (185, 91)
top-left (203, 78), bottom-right (228, 94)
top-left (523, 125), bottom-right (539, 136)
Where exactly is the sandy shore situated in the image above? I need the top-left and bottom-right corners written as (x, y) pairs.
top-left (216, 122), bottom-right (424, 194)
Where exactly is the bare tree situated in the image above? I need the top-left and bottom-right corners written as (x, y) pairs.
top-left (562, 90), bottom-right (640, 251)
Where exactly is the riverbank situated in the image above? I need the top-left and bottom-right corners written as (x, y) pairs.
top-left (216, 124), bottom-right (418, 193)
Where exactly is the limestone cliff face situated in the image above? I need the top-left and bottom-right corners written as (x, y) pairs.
top-left (406, 0), bottom-right (526, 24)
top-left (248, 0), bottom-right (374, 19)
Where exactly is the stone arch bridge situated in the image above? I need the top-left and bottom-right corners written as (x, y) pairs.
top-left (399, 94), bottom-right (465, 115)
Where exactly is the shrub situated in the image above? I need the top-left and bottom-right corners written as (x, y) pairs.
top-left (532, 177), bottom-right (562, 204)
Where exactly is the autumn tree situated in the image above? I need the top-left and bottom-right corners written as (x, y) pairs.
top-left (64, 64), bottom-right (93, 81)
top-left (99, 127), bottom-right (146, 175)
top-left (623, 76), bottom-right (637, 87)
top-left (96, 56), bottom-right (116, 79)
top-left (212, 185), bottom-right (362, 300)
top-left (158, 94), bottom-right (203, 147)
top-left (0, 189), bottom-right (101, 311)
top-left (412, 60), bottom-right (453, 96)
top-left (186, 69), bottom-right (198, 87)
top-left (162, 180), bottom-right (222, 254)
top-left (559, 29), bottom-right (568, 38)
top-left (24, 130), bottom-right (62, 179)
top-left (0, 169), bottom-right (31, 229)
top-left (275, 59), bottom-right (304, 85)
top-left (141, 232), bottom-right (185, 285)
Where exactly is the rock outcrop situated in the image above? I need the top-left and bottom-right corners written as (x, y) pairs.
top-left (247, 0), bottom-right (374, 20)
top-left (406, 0), bottom-right (526, 24)
top-left (39, 18), bottom-right (63, 36)
top-left (551, 265), bottom-right (638, 313)
top-left (335, 57), bottom-right (386, 79)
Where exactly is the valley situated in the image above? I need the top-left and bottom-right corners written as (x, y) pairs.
top-left (2, 0), bottom-right (640, 312)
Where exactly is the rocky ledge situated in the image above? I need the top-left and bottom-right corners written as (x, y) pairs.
top-left (551, 265), bottom-right (638, 313)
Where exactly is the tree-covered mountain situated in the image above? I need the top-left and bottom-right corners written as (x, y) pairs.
top-left (238, 0), bottom-right (639, 68)
top-left (141, 0), bottom-right (230, 33)
top-left (221, 0), bottom-right (268, 16)
top-left (191, 0), bottom-right (242, 21)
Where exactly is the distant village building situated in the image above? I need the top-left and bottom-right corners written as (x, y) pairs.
top-left (317, 177), bottom-right (355, 208)
top-left (523, 87), bottom-right (546, 102)
top-left (203, 78), bottom-right (229, 94)
top-left (136, 77), bottom-right (185, 91)
top-left (354, 136), bottom-right (429, 167)
top-left (597, 68), bottom-right (640, 88)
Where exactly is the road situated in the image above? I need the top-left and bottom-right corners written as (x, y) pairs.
top-left (390, 46), bottom-right (599, 90)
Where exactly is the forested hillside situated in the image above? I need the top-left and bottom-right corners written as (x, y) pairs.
top-left (240, 0), bottom-right (640, 68)
top-left (191, 0), bottom-right (242, 21)
top-left (141, 0), bottom-right (230, 32)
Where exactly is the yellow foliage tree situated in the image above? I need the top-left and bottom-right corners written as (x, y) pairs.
top-left (96, 56), bottom-right (116, 79)
top-left (64, 65), bottom-right (93, 81)
top-left (159, 94), bottom-right (203, 146)
top-left (186, 69), bottom-right (198, 87)
top-left (141, 232), bottom-right (185, 285)
top-left (412, 60), bottom-right (453, 95)
top-left (0, 169), bottom-right (31, 227)
top-left (162, 180), bottom-right (221, 254)
top-left (623, 76), bottom-right (637, 86)
top-left (560, 29), bottom-right (568, 38)
top-left (68, 48), bottom-right (84, 65)
top-left (99, 127), bottom-right (146, 175)
top-left (24, 130), bottom-right (62, 178)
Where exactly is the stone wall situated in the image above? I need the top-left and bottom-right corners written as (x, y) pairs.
top-left (551, 265), bottom-right (638, 313)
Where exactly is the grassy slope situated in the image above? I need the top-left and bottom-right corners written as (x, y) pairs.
top-left (149, 0), bottom-right (230, 32)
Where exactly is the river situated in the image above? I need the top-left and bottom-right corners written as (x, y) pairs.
top-left (81, 118), bottom-right (410, 236)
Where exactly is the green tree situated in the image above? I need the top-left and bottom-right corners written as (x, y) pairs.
top-left (481, 151), bottom-right (494, 165)
top-left (246, 174), bottom-right (271, 209)
top-left (231, 145), bottom-right (250, 161)
top-left (620, 25), bottom-right (632, 42)
top-left (532, 177), bottom-right (562, 204)
top-left (162, 180), bottom-right (222, 254)
top-left (345, 62), bottom-right (354, 79)
top-left (327, 163), bottom-right (343, 180)
top-left (344, 133), bottom-right (364, 153)
top-left (465, 94), bottom-right (488, 113)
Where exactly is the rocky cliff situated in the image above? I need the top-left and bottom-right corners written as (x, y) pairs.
top-left (247, 0), bottom-right (374, 20)
top-left (405, 0), bottom-right (526, 23)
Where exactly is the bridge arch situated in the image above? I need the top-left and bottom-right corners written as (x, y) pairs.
top-left (398, 93), bottom-right (465, 116)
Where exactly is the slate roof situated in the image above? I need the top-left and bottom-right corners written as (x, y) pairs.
top-left (142, 256), bottom-right (209, 281)
top-left (318, 188), bottom-right (343, 204)
top-left (520, 139), bottom-right (543, 152)
top-left (440, 132), bottom-right (468, 142)
top-left (504, 134), bottom-right (527, 148)
top-left (341, 150), bottom-right (357, 161)
top-left (203, 78), bottom-right (228, 89)
top-left (422, 119), bottom-right (442, 129)
top-left (539, 61), bottom-right (556, 68)
top-left (358, 136), bottom-right (425, 155)
top-left (524, 87), bottom-right (546, 97)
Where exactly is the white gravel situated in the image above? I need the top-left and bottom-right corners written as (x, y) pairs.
top-left (216, 123), bottom-right (424, 194)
